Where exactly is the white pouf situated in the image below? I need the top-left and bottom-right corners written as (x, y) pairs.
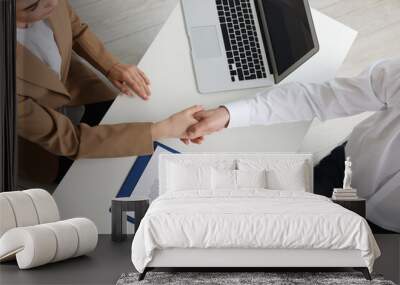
top-left (24, 189), bottom-right (60, 224)
top-left (1, 191), bottom-right (39, 227)
top-left (0, 196), bottom-right (17, 237)
top-left (0, 189), bottom-right (98, 269)
top-left (0, 218), bottom-right (98, 269)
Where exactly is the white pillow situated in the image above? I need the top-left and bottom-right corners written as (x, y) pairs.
top-left (212, 168), bottom-right (237, 190)
top-left (267, 166), bottom-right (307, 191)
top-left (238, 159), bottom-right (308, 191)
top-left (236, 169), bottom-right (268, 189)
top-left (167, 162), bottom-right (212, 191)
top-left (212, 169), bottom-right (268, 190)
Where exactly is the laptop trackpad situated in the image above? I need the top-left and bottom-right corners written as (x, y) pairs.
top-left (191, 26), bottom-right (222, 59)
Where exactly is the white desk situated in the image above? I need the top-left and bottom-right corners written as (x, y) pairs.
top-left (54, 4), bottom-right (357, 233)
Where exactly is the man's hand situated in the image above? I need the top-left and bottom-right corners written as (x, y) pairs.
top-left (108, 63), bottom-right (151, 100)
top-left (183, 107), bottom-right (230, 143)
top-left (151, 105), bottom-right (204, 141)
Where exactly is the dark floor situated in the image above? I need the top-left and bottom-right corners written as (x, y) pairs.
top-left (1, 234), bottom-right (398, 284)
top-left (0, 235), bottom-right (133, 285)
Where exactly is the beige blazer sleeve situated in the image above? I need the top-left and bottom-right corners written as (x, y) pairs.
top-left (66, 1), bottom-right (119, 76)
top-left (17, 95), bottom-right (154, 159)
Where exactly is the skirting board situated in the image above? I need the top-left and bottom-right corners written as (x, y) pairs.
top-left (148, 248), bottom-right (366, 268)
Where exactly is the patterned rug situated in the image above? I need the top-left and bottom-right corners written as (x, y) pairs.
top-left (116, 271), bottom-right (396, 285)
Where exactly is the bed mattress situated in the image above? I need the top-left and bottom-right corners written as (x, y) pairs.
top-left (131, 190), bottom-right (380, 272)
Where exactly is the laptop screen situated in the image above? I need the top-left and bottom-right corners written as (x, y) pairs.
top-left (258, 0), bottom-right (318, 81)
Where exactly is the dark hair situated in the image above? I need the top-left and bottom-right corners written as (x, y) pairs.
top-left (0, 0), bottom-right (17, 192)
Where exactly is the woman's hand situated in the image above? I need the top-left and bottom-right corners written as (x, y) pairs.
top-left (181, 107), bottom-right (230, 144)
top-left (108, 63), bottom-right (151, 100)
top-left (151, 105), bottom-right (204, 141)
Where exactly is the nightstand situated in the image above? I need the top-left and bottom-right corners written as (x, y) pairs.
top-left (111, 198), bottom-right (149, 242)
top-left (331, 198), bottom-right (366, 218)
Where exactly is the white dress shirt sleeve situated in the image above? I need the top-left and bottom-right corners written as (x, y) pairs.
top-left (224, 58), bottom-right (400, 128)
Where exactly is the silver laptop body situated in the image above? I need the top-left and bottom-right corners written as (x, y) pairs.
top-left (181, 0), bottom-right (274, 94)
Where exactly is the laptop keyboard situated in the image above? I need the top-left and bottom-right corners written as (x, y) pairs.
top-left (216, 0), bottom-right (267, 82)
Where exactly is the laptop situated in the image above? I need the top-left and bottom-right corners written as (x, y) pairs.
top-left (181, 0), bottom-right (319, 93)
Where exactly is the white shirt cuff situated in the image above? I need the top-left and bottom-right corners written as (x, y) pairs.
top-left (223, 100), bottom-right (252, 128)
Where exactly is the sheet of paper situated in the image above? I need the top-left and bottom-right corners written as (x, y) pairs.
top-left (129, 146), bottom-right (173, 202)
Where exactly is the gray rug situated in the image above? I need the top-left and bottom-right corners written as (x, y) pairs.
top-left (116, 272), bottom-right (396, 285)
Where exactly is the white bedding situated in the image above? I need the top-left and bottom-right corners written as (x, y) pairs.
top-left (131, 190), bottom-right (380, 273)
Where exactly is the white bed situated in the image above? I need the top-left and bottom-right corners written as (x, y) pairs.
top-left (131, 153), bottom-right (380, 280)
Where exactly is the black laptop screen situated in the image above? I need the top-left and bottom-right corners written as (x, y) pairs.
top-left (261, 0), bottom-right (316, 76)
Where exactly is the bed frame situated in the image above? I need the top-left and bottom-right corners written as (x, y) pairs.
top-left (139, 248), bottom-right (371, 280)
top-left (138, 153), bottom-right (372, 281)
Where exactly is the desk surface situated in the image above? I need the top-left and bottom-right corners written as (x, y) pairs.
top-left (0, 235), bottom-right (132, 285)
top-left (54, 3), bottom-right (357, 234)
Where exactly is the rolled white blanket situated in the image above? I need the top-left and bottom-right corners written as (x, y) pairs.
top-left (0, 218), bottom-right (98, 269)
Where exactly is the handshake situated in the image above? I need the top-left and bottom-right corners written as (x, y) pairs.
top-left (150, 105), bottom-right (230, 144)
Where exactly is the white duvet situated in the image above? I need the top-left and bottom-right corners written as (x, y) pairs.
top-left (131, 190), bottom-right (380, 273)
